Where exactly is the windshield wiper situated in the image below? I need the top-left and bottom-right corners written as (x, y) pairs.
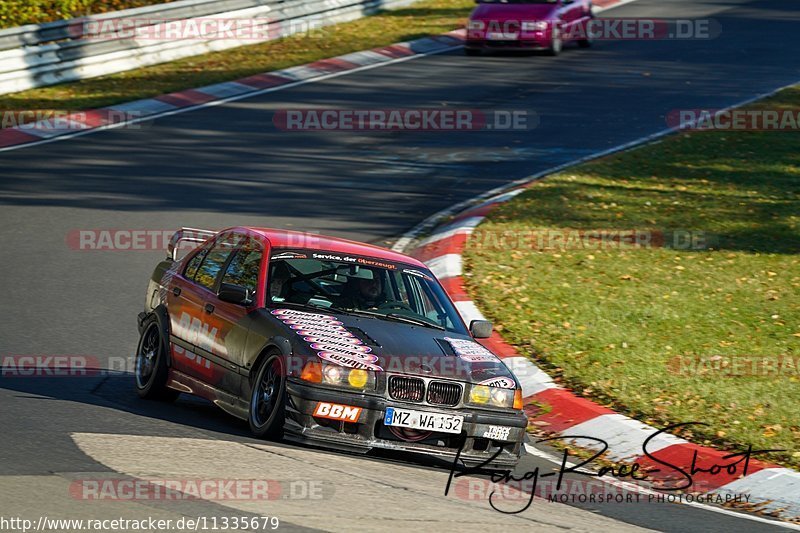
top-left (270, 301), bottom-right (357, 315)
top-left (336, 308), bottom-right (446, 330)
top-left (385, 313), bottom-right (446, 330)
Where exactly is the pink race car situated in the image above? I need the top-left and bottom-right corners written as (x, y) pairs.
top-left (465, 0), bottom-right (595, 55)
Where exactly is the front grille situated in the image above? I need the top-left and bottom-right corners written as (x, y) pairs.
top-left (426, 381), bottom-right (462, 406)
top-left (388, 376), bottom-right (425, 402)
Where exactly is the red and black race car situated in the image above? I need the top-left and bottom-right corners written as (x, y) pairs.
top-left (136, 227), bottom-right (526, 468)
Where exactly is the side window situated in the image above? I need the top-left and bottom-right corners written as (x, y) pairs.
top-left (184, 248), bottom-right (208, 280)
top-left (221, 238), bottom-right (262, 292)
top-left (194, 234), bottom-right (238, 290)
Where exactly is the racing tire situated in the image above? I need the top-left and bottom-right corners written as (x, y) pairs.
top-left (578, 12), bottom-right (595, 47)
top-left (135, 315), bottom-right (179, 402)
top-left (249, 352), bottom-right (286, 440)
top-left (464, 48), bottom-right (481, 56)
top-left (547, 27), bottom-right (563, 56)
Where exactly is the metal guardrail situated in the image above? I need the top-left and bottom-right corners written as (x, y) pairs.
top-left (0, 0), bottom-right (417, 95)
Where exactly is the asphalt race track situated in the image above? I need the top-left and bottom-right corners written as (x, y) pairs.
top-left (1, 0), bottom-right (799, 530)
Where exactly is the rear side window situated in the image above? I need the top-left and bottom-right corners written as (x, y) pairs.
top-left (221, 238), bottom-right (262, 292)
top-left (184, 249), bottom-right (208, 280)
top-left (193, 234), bottom-right (238, 290)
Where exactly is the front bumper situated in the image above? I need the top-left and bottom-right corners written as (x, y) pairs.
top-left (465, 28), bottom-right (552, 50)
top-left (465, 37), bottom-right (550, 50)
top-left (284, 379), bottom-right (527, 469)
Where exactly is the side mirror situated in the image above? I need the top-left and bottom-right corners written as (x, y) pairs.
top-left (469, 320), bottom-right (493, 339)
top-left (218, 283), bottom-right (254, 306)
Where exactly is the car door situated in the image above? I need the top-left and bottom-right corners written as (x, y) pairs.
top-left (170, 231), bottom-right (238, 385)
top-left (211, 233), bottom-right (267, 371)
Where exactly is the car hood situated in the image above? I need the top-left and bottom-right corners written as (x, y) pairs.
top-left (266, 307), bottom-right (518, 387)
top-left (470, 3), bottom-right (557, 22)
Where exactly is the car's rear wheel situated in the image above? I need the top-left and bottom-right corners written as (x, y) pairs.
top-left (135, 316), bottom-right (179, 401)
top-left (579, 14), bottom-right (595, 47)
top-left (464, 48), bottom-right (481, 56)
top-left (249, 353), bottom-right (286, 440)
top-left (548, 26), bottom-right (563, 56)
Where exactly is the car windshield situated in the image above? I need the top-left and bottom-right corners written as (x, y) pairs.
top-left (267, 249), bottom-right (468, 334)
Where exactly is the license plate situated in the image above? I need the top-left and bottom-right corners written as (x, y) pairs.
top-left (487, 32), bottom-right (518, 40)
top-left (384, 407), bottom-right (464, 434)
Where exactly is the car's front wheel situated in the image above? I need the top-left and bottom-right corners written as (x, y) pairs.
top-left (249, 352), bottom-right (286, 439)
top-left (135, 315), bottom-right (179, 401)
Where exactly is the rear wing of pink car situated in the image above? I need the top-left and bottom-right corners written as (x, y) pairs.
top-left (167, 227), bottom-right (217, 260)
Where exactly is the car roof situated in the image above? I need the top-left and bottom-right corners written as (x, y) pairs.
top-left (237, 227), bottom-right (428, 269)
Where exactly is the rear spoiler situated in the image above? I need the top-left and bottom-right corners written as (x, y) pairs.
top-left (167, 227), bottom-right (217, 260)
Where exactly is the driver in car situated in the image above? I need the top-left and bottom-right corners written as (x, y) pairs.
top-left (339, 269), bottom-right (386, 310)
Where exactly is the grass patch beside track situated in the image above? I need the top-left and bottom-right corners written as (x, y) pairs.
top-left (0, 0), bottom-right (472, 122)
top-left (463, 87), bottom-right (800, 469)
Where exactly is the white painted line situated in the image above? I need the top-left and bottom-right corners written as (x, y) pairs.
top-left (274, 65), bottom-right (331, 81)
top-left (337, 50), bottom-right (393, 67)
top-left (406, 38), bottom-right (454, 54)
top-left (453, 300), bottom-right (486, 325)
top-left (713, 468), bottom-right (800, 518)
top-left (107, 98), bottom-right (176, 116)
top-left (425, 253), bottom-right (462, 279)
top-left (502, 355), bottom-right (557, 396)
top-left (416, 216), bottom-right (485, 248)
top-left (18, 120), bottom-right (91, 139)
top-left (564, 414), bottom-right (688, 461)
top-left (194, 81), bottom-right (254, 98)
top-left (416, 225), bottom-right (473, 249)
top-left (435, 215), bottom-right (487, 236)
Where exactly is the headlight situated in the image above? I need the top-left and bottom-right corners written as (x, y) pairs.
top-left (305, 361), bottom-right (375, 390)
top-left (521, 20), bottom-right (549, 31)
top-left (469, 384), bottom-right (517, 408)
top-left (468, 20), bottom-right (485, 30)
top-left (348, 369), bottom-right (369, 388)
top-left (470, 385), bottom-right (491, 404)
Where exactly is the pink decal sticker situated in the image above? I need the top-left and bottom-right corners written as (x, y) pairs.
top-left (479, 376), bottom-right (516, 389)
top-left (282, 318), bottom-right (343, 326)
top-left (444, 337), bottom-right (500, 364)
top-left (272, 308), bottom-right (383, 371)
top-left (317, 351), bottom-right (382, 370)
top-left (310, 342), bottom-right (372, 354)
top-left (304, 335), bottom-right (362, 345)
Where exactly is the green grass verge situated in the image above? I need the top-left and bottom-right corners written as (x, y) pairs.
top-left (463, 86), bottom-right (800, 469)
top-left (0, 0), bottom-right (472, 120)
